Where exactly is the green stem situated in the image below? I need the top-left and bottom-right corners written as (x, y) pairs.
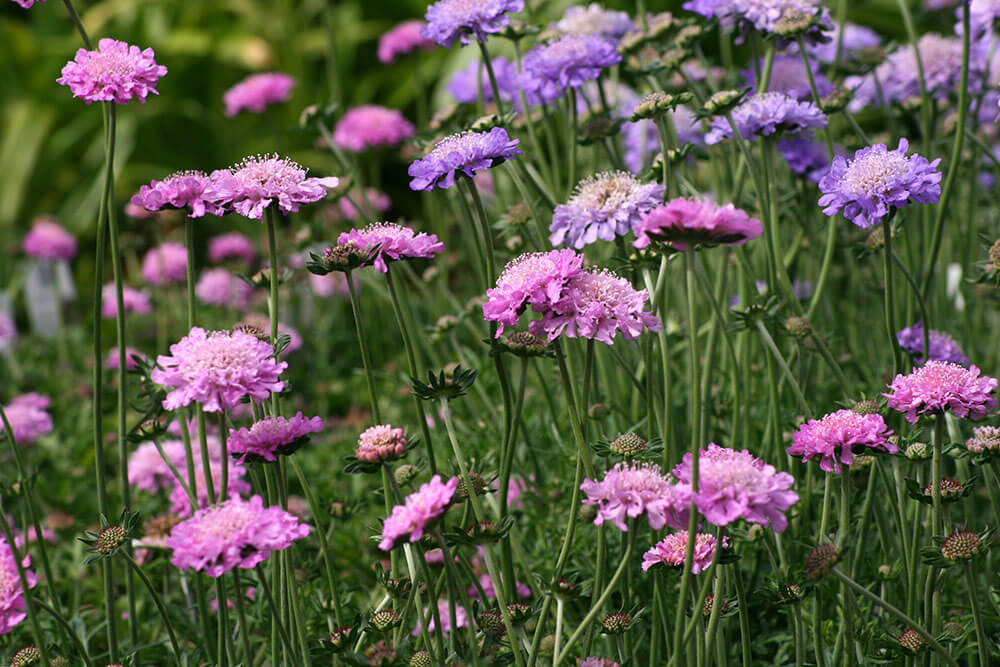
top-left (838, 471), bottom-right (856, 665)
top-left (553, 340), bottom-right (595, 478)
top-left (754, 320), bottom-right (811, 416)
top-left (265, 207), bottom-right (282, 416)
top-left (733, 566), bottom-right (752, 667)
top-left (34, 597), bottom-right (93, 666)
top-left (881, 214), bottom-right (902, 377)
top-left (477, 39), bottom-right (505, 119)
top-left (345, 270), bottom-right (381, 422)
top-left (232, 571), bottom-right (255, 665)
top-left (964, 561), bottom-right (990, 667)
top-left (0, 486), bottom-right (50, 666)
top-left (218, 411), bottom-right (229, 501)
top-left (256, 563), bottom-right (296, 659)
top-left (122, 552), bottom-right (182, 660)
top-left (289, 458), bottom-right (343, 626)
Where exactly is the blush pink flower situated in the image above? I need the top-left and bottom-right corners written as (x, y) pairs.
top-left (642, 532), bottom-right (729, 574)
top-left (208, 233), bottom-right (256, 265)
top-left (379, 475), bottom-right (458, 550)
top-left (468, 573), bottom-right (531, 599)
top-left (128, 439), bottom-right (191, 493)
top-left (102, 283), bottom-right (152, 319)
top-left (57, 38), bottom-right (167, 104)
top-left (580, 462), bottom-right (689, 532)
top-left (336, 223), bottom-right (445, 272)
top-left (228, 412), bottom-right (323, 463)
top-left (169, 458), bottom-right (251, 516)
top-left (578, 659), bottom-right (619, 667)
top-left (378, 20), bottom-right (435, 63)
top-left (333, 105), bottom-right (416, 152)
top-left (206, 154), bottom-right (340, 220)
top-left (483, 249), bottom-right (585, 336)
top-left (0, 394), bottom-right (53, 445)
top-left (355, 424), bottom-right (407, 463)
top-left (223, 72), bottom-right (295, 117)
top-left (412, 600), bottom-right (468, 635)
top-left (885, 361), bottom-right (998, 423)
top-left (141, 242), bottom-right (188, 286)
top-left (634, 198), bottom-right (763, 250)
top-left (0, 535), bottom-right (36, 634)
top-left (105, 346), bottom-right (147, 371)
top-left (131, 171), bottom-right (222, 218)
top-left (0, 313), bottom-right (16, 351)
top-left (789, 409), bottom-right (896, 473)
top-left (22, 219), bottom-right (77, 260)
top-left (308, 272), bottom-right (348, 298)
top-left (196, 269), bottom-right (254, 309)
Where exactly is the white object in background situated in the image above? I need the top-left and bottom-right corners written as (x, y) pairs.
top-left (24, 261), bottom-right (62, 338)
top-left (56, 259), bottom-right (76, 302)
top-left (946, 263), bottom-right (965, 312)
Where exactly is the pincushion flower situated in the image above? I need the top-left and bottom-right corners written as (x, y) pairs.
top-left (169, 458), bottom-right (251, 516)
top-left (206, 154), bottom-right (340, 220)
top-left (788, 409), bottom-right (896, 473)
top-left (57, 38), bottom-right (167, 104)
top-left (413, 600), bottom-right (468, 635)
top-left (969, 0), bottom-right (1000, 37)
top-left (333, 105), bottom-right (415, 152)
top-left (223, 72), bottom-right (294, 116)
top-left (550, 3), bottom-right (633, 42)
top-left (468, 573), bottom-right (531, 599)
top-left (642, 532), bottom-right (729, 574)
top-left (208, 233), bottom-right (256, 265)
top-left (11, 0), bottom-right (43, 8)
top-left (105, 346), bottom-right (147, 371)
top-left (818, 139), bottom-right (942, 228)
top-left (550, 172), bottom-right (664, 249)
top-left (166, 495), bottom-right (309, 577)
top-left (336, 223), bottom-right (445, 272)
top-left (519, 35), bottom-right (622, 103)
top-left (634, 198), bottom-right (763, 250)
top-left (102, 283), bottom-right (152, 319)
top-left (683, 0), bottom-right (829, 40)
top-left (379, 20), bottom-right (435, 63)
top-left (885, 361), bottom-right (998, 423)
top-left (807, 22), bottom-right (880, 63)
top-left (482, 249), bottom-right (584, 336)
top-left (141, 242), bottom-right (188, 286)
top-left (379, 475), bottom-right (458, 550)
top-left (896, 323), bottom-right (969, 366)
top-left (578, 659), bottom-right (619, 667)
top-left (22, 219), bottom-right (77, 260)
top-left (355, 424), bottom-right (407, 463)
top-left (673, 444), bottom-right (799, 532)
top-left (408, 128), bottom-right (521, 191)
top-left (778, 137), bottom-right (833, 182)
top-left (131, 171), bottom-right (221, 218)
top-left (743, 54), bottom-right (832, 101)
top-left (152, 327), bottom-right (287, 413)
top-left (337, 188), bottom-right (391, 221)
top-left (446, 57), bottom-right (524, 107)
top-left (0, 535), bottom-right (36, 634)
top-left (128, 439), bottom-right (191, 493)
top-left (580, 461), bottom-right (689, 532)
top-left (705, 92), bottom-right (827, 144)
top-left (0, 394), bottom-right (53, 445)
top-left (421, 0), bottom-right (524, 47)
top-left (966, 425), bottom-right (1000, 455)
top-left (228, 412), bottom-right (322, 463)
top-left (196, 269), bottom-right (254, 309)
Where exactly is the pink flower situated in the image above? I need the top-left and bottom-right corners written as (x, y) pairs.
top-left (105, 346), bottom-right (147, 371)
top-left (0, 394), bottom-right (53, 445)
top-left (22, 219), bottom-right (77, 260)
top-left (169, 458), bottom-right (251, 517)
top-left (468, 573), bottom-right (531, 599)
top-left (206, 154), bottom-right (339, 220)
top-left (634, 198), bottom-right (763, 251)
top-left (141, 242), bottom-right (188, 286)
top-left (0, 535), bottom-right (36, 634)
top-left (495, 476), bottom-right (533, 509)
top-left (102, 283), bottom-right (152, 319)
top-left (355, 424), bottom-right (407, 463)
top-left (673, 444), bottom-right (799, 533)
top-left (413, 599), bottom-right (467, 635)
top-left (208, 233), bottom-right (257, 265)
top-left (885, 361), bottom-right (998, 423)
top-left (223, 72), bottom-right (295, 117)
top-left (238, 314), bottom-right (302, 355)
top-left (338, 188), bottom-right (391, 221)
top-left (579, 659), bottom-right (619, 667)
top-left (128, 439), bottom-right (191, 493)
top-left (0, 313), bottom-right (16, 350)
top-left (152, 327), bottom-right (287, 413)
top-left (11, 0), bottom-right (44, 9)
top-left (483, 249), bottom-right (585, 336)
top-left (580, 462), bottom-right (689, 532)
top-left (131, 171), bottom-right (222, 218)
top-left (336, 223), bottom-right (444, 272)
top-left (379, 20), bottom-right (435, 63)
top-left (57, 38), bottom-right (167, 104)
top-left (642, 532), bottom-right (728, 574)
top-left (379, 475), bottom-right (458, 550)
top-left (196, 269), bottom-right (254, 309)
top-left (228, 412), bottom-right (323, 463)
top-left (333, 105), bottom-right (415, 152)
top-left (166, 495), bottom-right (309, 577)
top-left (789, 409), bottom-right (896, 473)
top-left (308, 272), bottom-right (348, 298)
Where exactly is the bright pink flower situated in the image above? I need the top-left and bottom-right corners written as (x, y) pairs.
top-left (336, 223), bottom-right (444, 272)
top-left (412, 599), bottom-right (467, 635)
top-left (885, 361), bottom-right (998, 423)
top-left (141, 242), bottom-right (188, 286)
top-left (355, 424), bottom-right (407, 463)
top-left (642, 531), bottom-right (728, 574)
top-left (102, 283), bottom-right (152, 319)
top-left (169, 458), bottom-right (251, 516)
top-left (131, 171), bottom-right (222, 218)
top-left (223, 72), bottom-right (295, 116)
top-left (206, 154), bottom-right (339, 220)
top-left (333, 105), bottom-right (415, 152)
top-left (580, 462), bottom-right (689, 532)
top-left (208, 233), bottom-right (257, 265)
top-left (634, 198), bottom-right (763, 251)
top-left (22, 219), bottom-right (77, 260)
top-left (0, 394), bottom-right (53, 445)
top-left (578, 658), bottom-right (619, 667)
top-left (378, 20), bottom-right (435, 63)
top-left (57, 38), bottom-right (167, 104)
top-left (128, 439), bottom-right (191, 493)
top-left (379, 475), bottom-right (458, 550)
top-left (105, 346), bottom-right (147, 371)
top-left (228, 412), bottom-right (323, 463)
top-left (468, 573), bottom-right (531, 599)
top-left (308, 272), bottom-right (348, 298)
top-left (0, 535), bottom-right (36, 634)
top-left (196, 269), bottom-right (254, 309)
top-left (483, 249), bottom-right (585, 336)
top-left (789, 409), bottom-right (896, 473)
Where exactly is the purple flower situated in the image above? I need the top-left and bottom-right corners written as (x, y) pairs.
top-left (885, 361), bottom-right (998, 423)
top-left (743, 54), bottom-right (832, 101)
top-left (196, 269), bottom-right (254, 309)
top-left (22, 219), bottom-right (77, 260)
top-left (705, 92), bottom-right (827, 144)
top-left (580, 461), bottom-right (689, 532)
top-left (208, 233), bottom-right (256, 265)
top-left (634, 198), bottom-right (763, 251)
top-left (413, 600), bottom-right (467, 635)
top-left (333, 105), bottom-right (415, 152)
top-left (223, 72), bottom-right (294, 117)
top-left (141, 242), bottom-right (188, 286)
top-left (337, 188), bottom-right (391, 221)
top-left (168, 458), bottom-right (251, 516)
top-left (778, 136), bottom-right (833, 182)
top-left (336, 223), bottom-right (445, 272)
top-left (896, 322), bottom-right (969, 366)
top-left (550, 3), bottom-right (634, 42)
top-left (550, 172), bottom-right (665, 249)
top-left (11, 0), bottom-right (43, 8)
top-left (408, 128), bottom-right (521, 191)
top-left (966, 0), bottom-right (1000, 38)
top-left (152, 327), bottom-right (287, 413)
top-left (228, 412), bottom-right (322, 463)
top-left (818, 138), bottom-right (942, 228)
top-left (379, 20), bottom-right (436, 63)
top-left (807, 22), bottom-right (881, 63)
top-left (0, 535), bottom-right (36, 634)
top-left (355, 424), bottom-right (407, 463)
top-left (483, 249), bottom-right (585, 336)
top-left (579, 660), bottom-right (619, 667)
top-left (0, 394), bottom-right (53, 445)
top-left (683, 0), bottom-right (830, 41)
top-left (422, 0), bottom-right (524, 47)
top-left (57, 38), bottom-right (167, 104)
top-left (379, 475), bottom-right (457, 550)
top-left (642, 532), bottom-right (729, 574)
top-left (102, 283), bottom-right (152, 319)
top-left (519, 35), bottom-right (621, 103)
top-left (166, 495), bottom-right (309, 576)
top-left (128, 438), bottom-right (205, 493)
top-left (446, 56), bottom-right (524, 106)
top-left (131, 171), bottom-right (221, 218)
top-left (789, 409), bottom-right (896, 473)
top-left (206, 154), bottom-right (340, 220)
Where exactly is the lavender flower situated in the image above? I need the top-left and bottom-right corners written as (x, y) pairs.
top-left (208, 233), bottom-right (256, 265)
top-left (408, 128), bottom-right (521, 191)
top-left (101, 283), bottom-right (152, 319)
top-left (705, 92), bottom-right (827, 144)
top-left (131, 171), bottom-right (222, 218)
top-left (520, 35), bottom-right (621, 103)
top-left (743, 54), bottom-right (832, 101)
top-left (195, 269), bottom-right (255, 309)
top-left (0, 394), bottom-right (53, 445)
top-left (57, 38), bottom-right (167, 104)
top-left (642, 532), bottom-right (728, 573)
top-left (550, 172), bottom-right (664, 249)
top-left (550, 3), bottom-right (634, 42)
top-left (896, 323), bottom-right (969, 366)
top-left (223, 72), bottom-right (295, 117)
top-left (0, 535), bottom-right (35, 634)
top-left (807, 22), bottom-right (881, 63)
top-left (422, 0), bottom-right (524, 47)
top-left (634, 198), bottom-right (763, 251)
top-left (778, 136), bottom-right (833, 182)
top-left (379, 475), bottom-right (458, 550)
top-left (336, 222), bottom-right (444, 272)
top-left (683, 0), bottom-right (830, 41)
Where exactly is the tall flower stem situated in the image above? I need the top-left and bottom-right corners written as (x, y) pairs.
top-left (881, 213), bottom-right (903, 377)
top-left (344, 269), bottom-right (381, 422)
top-left (964, 561), bottom-right (989, 667)
top-left (403, 544), bottom-right (439, 662)
top-left (218, 412), bottom-right (229, 500)
top-left (265, 207), bottom-right (282, 415)
top-left (121, 551), bottom-right (182, 659)
top-left (255, 563), bottom-right (296, 658)
top-left (232, 571), bottom-right (255, 664)
top-left (477, 40), bottom-right (506, 119)
top-left (497, 356), bottom-right (529, 597)
top-left (553, 340), bottom-right (595, 478)
top-left (567, 93), bottom-right (578, 198)
top-left (838, 471), bottom-right (857, 665)
top-left (0, 510), bottom-right (49, 665)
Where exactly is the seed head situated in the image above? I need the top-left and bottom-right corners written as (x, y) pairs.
top-left (609, 432), bottom-right (648, 457)
top-left (328, 626), bottom-right (353, 651)
top-left (898, 629), bottom-right (926, 654)
top-left (394, 464), bottom-right (419, 486)
top-left (940, 531), bottom-right (983, 561)
top-left (502, 332), bottom-right (548, 357)
top-left (601, 612), bottom-right (631, 634)
top-left (478, 609), bottom-right (506, 638)
top-left (96, 524), bottom-right (127, 555)
top-left (506, 202), bottom-right (532, 226)
top-left (540, 634), bottom-right (556, 654)
top-left (703, 89), bottom-right (746, 116)
top-left (702, 594), bottom-right (729, 617)
top-left (773, 10), bottom-right (815, 38)
top-left (506, 602), bottom-right (533, 624)
top-left (365, 640), bottom-right (397, 666)
top-left (904, 442), bottom-right (929, 460)
top-left (588, 403), bottom-right (610, 419)
top-left (10, 647), bottom-right (40, 667)
top-left (369, 609), bottom-right (401, 632)
top-left (865, 226), bottom-right (886, 250)
top-left (784, 316), bottom-right (812, 337)
top-left (820, 86), bottom-right (853, 114)
top-left (923, 477), bottom-right (964, 499)
top-left (455, 472), bottom-right (486, 499)
top-left (805, 544), bottom-right (841, 579)
top-left (852, 399), bottom-right (880, 415)
top-left (990, 240), bottom-right (1000, 272)
top-left (409, 651), bottom-right (432, 667)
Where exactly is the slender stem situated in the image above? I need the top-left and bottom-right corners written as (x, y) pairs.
top-left (289, 457), bottom-right (343, 626)
top-left (463, 176), bottom-right (497, 287)
top-left (232, 571), bottom-right (255, 665)
top-left (964, 562), bottom-right (990, 667)
top-left (733, 566), bottom-right (752, 667)
top-left (122, 552), bottom-right (182, 660)
top-left (218, 411), bottom-right (229, 501)
top-left (567, 93), bottom-right (578, 197)
top-left (881, 214), bottom-right (902, 377)
top-left (553, 340), bottom-right (595, 478)
top-left (477, 39), bottom-right (505, 119)
top-left (34, 597), bottom-right (94, 666)
top-left (345, 270), bottom-right (381, 422)
top-left (403, 544), bottom-right (439, 663)
top-left (0, 500), bottom-right (50, 666)
top-left (754, 320), bottom-right (811, 416)
top-left (839, 472), bottom-right (857, 665)
top-left (256, 563), bottom-right (295, 658)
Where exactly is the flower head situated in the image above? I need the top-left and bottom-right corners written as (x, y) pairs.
top-left (206, 155), bottom-right (339, 220)
top-left (550, 172), bottom-right (664, 249)
top-left (131, 171), bottom-right (222, 218)
top-left (102, 283), bottom-right (151, 319)
top-left (421, 0), bottom-right (524, 47)
top-left (519, 35), bottom-right (622, 103)
top-left (106, 346), bottom-right (147, 371)
top-left (169, 458), bottom-right (251, 516)
top-left (788, 409), bottom-right (896, 473)
top-left (683, 0), bottom-right (829, 40)
top-left (378, 20), bottom-right (435, 63)
top-left (0, 535), bottom-right (36, 634)
top-left (744, 54), bottom-right (832, 101)
top-left (705, 92), bottom-right (826, 144)
top-left (642, 532), bottom-right (729, 573)
top-left (141, 242), bottom-right (188, 286)
top-left (57, 38), bottom-right (167, 104)
top-left (580, 461), bottom-right (689, 532)
top-left (966, 425), bottom-right (1000, 455)
top-left (223, 72), bottom-right (294, 117)
top-left (482, 249), bottom-right (585, 336)
top-left (778, 136), bottom-right (833, 182)
top-left (128, 439), bottom-right (202, 493)
top-left (412, 600), bottom-right (468, 635)
top-left (807, 22), bottom-right (880, 63)
top-left (336, 223), bottom-right (444, 273)
top-left (635, 198), bottom-right (763, 251)
top-left (551, 3), bottom-right (633, 42)
top-left (333, 105), bottom-right (415, 153)
top-left (356, 424), bottom-right (407, 463)
top-left (467, 572), bottom-right (531, 600)
top-left (896, 323), bottom-right (969, 366)
top-left (885, 361), bottom-right (998, 423)
top-left (196, 269), bottom-right (255, 309)
top-left (0, 313), bottom-right (16, 351)
top-left (228, 412), bottom-right (322, 463)
top-left (22, 219), bottom-right (76, 260)
top-left (209, 233), bottom-right (256, 265)
top-left (408, 128), bottom-right (521, 191)
top-left (0, 394), bottom-right (54, 445)
top-left (578, 659), bottom-right (619, 667)
top-left (166, 495), bottom-right (309, 576)
top-left (379, 475), bottom-right (457, 550)
top-left (446, 57), bottom-right (525, 107)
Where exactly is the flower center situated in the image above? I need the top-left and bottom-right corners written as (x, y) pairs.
top-left (844, 150), bottom-right (910, 198)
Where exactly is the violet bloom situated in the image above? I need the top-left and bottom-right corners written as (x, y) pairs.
top-left (580, 461), bottom-right (689, 532)
top-left (228, 412), bottom-right (322, 463)
top-left (169, 458), bottom-right (251, 517)
top-left (673, 444), bottom-right (799, 532)
top-left (550, 172), bottom-right (665, 249)
top-left (378, 20), bottom-right (435, 63)
top-left (408, 128), bottom-right (521, 191)
top-left (743, 54), bottom-right (832, 101)
top-left (446, 56), bottom-right (522, 106)
top-left (778, 136), bottom-right (833, 182)
top-left (683, 0), bottom-right (830, 41)
top-left (0, 313), bottom-right (16, 351)
top-left (818, 139), bottom-right (941, 228)
top-left (705, 92), bottom-right (827, 144)
top-left (885, 361), bottom-right (998, 423)
top-left (624, 104), bottom-right (702, 173)
top-left (379, 475), bottom-right (458, 550)
top-left (105, 346), bottom-right (147, 371)
top-left (152, 327), bottom-right (287, 413)
top-left (141, 242), bottom-right (188, 286)
top-left (131, 171), bottom-right (222, 218)
top-left (482, 249), bottom-right (584, 336)
top-left (336, 222), bottom-right (444, 272)
top-left (208, 233), bottom-right (256, 265)
top-left (57, 38), bottom-right (167, 104)
top-left (355, 424), bottom-right (407, 463)
top-left (0, 535), bottom-right (36, 634)
top-left (332, 105), bottom-right (415, 152)
top-left (550, 3), bottom-right (633, 42)
top-left (223, 72), bottom-right (295, 117)
top-left (807, 23), bottom-right (881, 63)
top-left (195, 269), bottom-right (254, 309)
top-left (22, 219), bottom-right (77, 261)
top-left (634, 198), bottom-right (763, 251)
top-left (166, 495), bottom-right (309, 576)
top-left (0, 394), bottom-right (53, 445)
top-left (969, 0), bottom-right (1000, 38)
top-left (102, 283), bottom-right (152, 319)
top-left (206, 155), bottom-right (340, 221)
top-left (519, 34), bottom-right (621, 103)
top-left (896, 322), bottom-right (969, 366)
top-left (10, 0), bottom-right (42, 8)
top-left (789, 409), bottom-right (896, 473)
top-left (422, 0), bottom-right (524, 47)
top-left (642, 532), bottom-right (729, 574)
top-left (468, 573), bottom-right (531, 599)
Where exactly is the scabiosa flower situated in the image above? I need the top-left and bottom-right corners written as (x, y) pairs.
top-left (969, 0), bottom-right (1000, 37)
top-left (634, 198), bottom-right (763, 251)
top-left (896, 322), bottom-right (969, 366)
top-left (335, 223), bottom-right (445, 273)
top-left (623, 104), bottom-right (702, 173)
top-left (482, 249), bottom-right (585, 336)
top-left (131, 171), bottom-right (222, 218)
top-left (101, 283), bottom-right (152, 319)
top-left (379, 20), bottom-right (435, 63)
top-left (169, 458), bottom-right (251, 516)
top-left (10, 0), bottom-right (42, 8)
top-left (551, 3), bottom-right (633, 41)
top-left (0, 535), bottom-right (35, 634)
top-left (0, 313), bottom-right (16, 351)
top-left (166, 494), bottom-right (309, 577)
top-left (308, 272), bottom-right (348, 298)
top-left (355, 424), bottom-right (407, 463)
top-left (743, 54), bottom-right (833, 101)
top-left (22, 219), bottom-right (77, 260)
top-left (519, 35), bottom-right (622, 104)
top-left (422, 0), bottom-right (524, 47)
top-left (818, 139), bottom-right (942, 228)
top-left (128, 439), bottom-right (193, 492)
top-left (642, 532), bottom-right (729, 574)
top-left (549, 172), bottom-right (665, 249)
top-left (683, 0), bottom-right (828, 39)
top-left (152, 327), bottom-right (287, 413)
top-left (57, 38), bottom-right (167, 104)
top-left (408, 128), bottom-right (521, 191)
top-left (228, 412), bottom-right (322, 464)
top-left (206, 155), bottom-right (340, 220)
top-left (105, 346), bottom-right (147, 371)
top-left (788, 409), bottom-right (896, 473)
top-left (379, 475), bottom-right (458, 550)
top-left (446, 56), bottom-right (523, 106)
top-left (705, 92), bottom-right (826, 144)
top-left (777, 136), bottom-right (833, 182)
top-left (673, 444), bottom-right (799, 532)
top-left (412, 600), bottom-right (468, 635)
top-left (208, 233), bottom-right (256, 265)
top-left (578, 659), bottom-right (619, 667)
top-left (223, 72), bottom-right (294, 117)
top-left (468, 573), bottom-right (531, 599)
top-left (885, 361), bottom-right (998, 423)
top-left (332, 105), bottom-right (415, 153)
top-left (141, 242), bottom-right (188, 286)
top-left (0, 394), bottom-right (53, 445)
top-left (195, 269), bottom-right (254, 309)
top-left (807, 22), bottom-right (881, 63)
top-left (337, 188), bottom-right (391, 221)
top-left (966, 425), bottom-right (1000, 454)
top-left (580, 461), bottom-right (689, 532)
